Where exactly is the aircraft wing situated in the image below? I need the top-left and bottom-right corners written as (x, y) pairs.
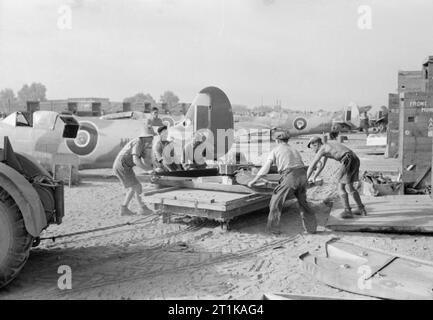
top-left (332, 119), bottom-right (357, 130)
top-left (100, 111), bottom-right (135, 120)
top-left (234, 121), bottom-right (273, 131)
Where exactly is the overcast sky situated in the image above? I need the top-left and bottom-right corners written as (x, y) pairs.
top-left (1, 0), bottom-right (433, 110)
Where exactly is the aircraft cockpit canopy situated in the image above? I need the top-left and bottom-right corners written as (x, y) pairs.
top-left (32, 111), bottom-right (78, 138)
top-left (2, 111), bottom-right (79, 139)
top-left (33, 111), bottom-right (61, 130)
top-left (2, 112), bottom-right (32, 127)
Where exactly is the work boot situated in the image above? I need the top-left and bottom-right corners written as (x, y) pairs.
top-left (265, 224), bottom-right (282, 235)
top-left (337, 208), bottom-right (354, 219)
top-left (350, 191), bottom-right (367, 216)
top-left (120, 205), bottom-right (136, 216)
top-left (139, 204), bottom-right (154, 215)
top-left (301, 212), bottom-right (317, 234)
top-left (353, 206), bottom-right (367, 216)
top-left (338, 193), bottom-right (354, 219)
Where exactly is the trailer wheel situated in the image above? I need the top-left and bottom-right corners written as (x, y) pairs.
top-left (220, 221), bottom-right (231, 231)
top-left (0, 195), bottom-right (33, 289)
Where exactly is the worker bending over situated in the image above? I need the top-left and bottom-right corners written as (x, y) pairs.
top-left (152, 126), bottom-right (182, 172)
top-left (113, 121), bottom-right (155, 216)
top-left (306, 136), bottom-right (366, 219)
top-left (182, 131), bottom-right (214, 170)
top-left (248, 132), bottom-right (317, 234)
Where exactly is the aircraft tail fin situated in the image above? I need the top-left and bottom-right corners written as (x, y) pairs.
top-left (343, 102), bottom-right (361, 128)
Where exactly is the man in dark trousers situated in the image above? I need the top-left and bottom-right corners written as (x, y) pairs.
top-left (306, 136), bottom-right (366, 219)
top-left (248, 132), bottom-right (317, 234)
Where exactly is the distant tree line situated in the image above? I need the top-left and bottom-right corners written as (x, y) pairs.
top-left (0, 83), bottom-right (183, 115)
top-left (123, 90), bottom-right (181, 113)
top-left (0, 82), bottom-right (47, 113)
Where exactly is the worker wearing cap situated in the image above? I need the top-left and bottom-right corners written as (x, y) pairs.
top-left (152, 125), bottom-right (182, 172)
top-left (113, 120), bottom-right (155, 216)
top-left (306, 136), bottom-right (366, 219)
top-left (248, 132), bottom-right (317, 234)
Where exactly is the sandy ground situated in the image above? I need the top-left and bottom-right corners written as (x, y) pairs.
top-left (1, 133), bottom-right (432, 300)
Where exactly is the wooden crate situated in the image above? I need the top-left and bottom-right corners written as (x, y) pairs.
top-left (398, 92), bottom-right (433, 187)
top-left (142, 187), bottom-right (271, 228)
top-left (385, 93), bottom-right (400, 158)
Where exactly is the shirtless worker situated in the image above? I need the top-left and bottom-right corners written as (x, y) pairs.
top-left (152, 125), bottom-right (183, 172)
top-left (248, 132), bottom-right (317, 234)
top-left (113, 120), bottom-right (155, 216)
top-left (306, 136), bottom-right (366, 219)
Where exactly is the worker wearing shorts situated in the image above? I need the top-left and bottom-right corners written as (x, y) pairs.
top-left (307, 136), bottom-right (366, 219)
top-left (337, 151), bottom-right (360, 184)
top-left (113, 121), bottom-right (155, 216)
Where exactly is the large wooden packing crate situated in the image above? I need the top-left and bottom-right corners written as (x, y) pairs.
top-left (142, 187), bottom-right (271, 229)
top-left (398, 91), bottom-right (433, 187)
top-left (385, 93), bottom-right (400, 158)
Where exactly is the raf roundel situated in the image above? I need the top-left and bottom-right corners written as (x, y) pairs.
top-left (293, 117), bottom-right (307, 131)
top-left (66, 121), bottom-right (99, 156)
top-left (161, 116), bottom-right (175, 127)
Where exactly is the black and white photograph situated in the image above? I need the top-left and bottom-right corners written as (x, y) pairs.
top-left (1, 0), bottom-right (433, 306)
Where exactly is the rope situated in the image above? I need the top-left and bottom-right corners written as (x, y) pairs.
top-left (38, 215), bottom-right (157, 242)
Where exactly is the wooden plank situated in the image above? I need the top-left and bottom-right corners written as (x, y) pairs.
top-left (146, 195), bottom-right (271, 212)
top-left (151, 196), bottom-right (270, 222)
top-left (326, 195), bottom-right (433, 233)
top-left (145, 196), bottom-right (227, 211)
top-left (412, 166), bottom-right (432, 188)
top-left (153, 176), bottom-right (264, 194)
top-left (154, 168), bottom-right (219, 177)
top-left (235, 172), bottom-right (278, 189)
top-left (301, 238), bottom-right (433, 300)
top-left (262, 293), bottom-right (377, 300)
top-left (142, 187), bottom-right (180, 196)
top-left (143, 188), bottom-right (271, 212)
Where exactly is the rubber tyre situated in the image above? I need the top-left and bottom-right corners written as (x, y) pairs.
top-left (0, 195), bottom-right (33, 289)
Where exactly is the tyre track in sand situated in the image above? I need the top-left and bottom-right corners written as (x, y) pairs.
top-left (41, 214), bottom-right (212, 249)
top-left (37, 233), bottom-right (300, 299)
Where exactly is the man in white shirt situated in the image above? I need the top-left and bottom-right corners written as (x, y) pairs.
top-left (113, 120), bottom-right (155, 216)
top-left (248, 132), bottom-right (317, 234)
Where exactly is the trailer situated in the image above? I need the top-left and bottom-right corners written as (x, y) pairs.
top-left (142, 168), bottom-right (320, 230)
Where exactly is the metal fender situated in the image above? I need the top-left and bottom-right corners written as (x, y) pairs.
top-left (15, 152), bottom-right (52, 178)
top-left (0, 162), bottom-right (46, 237)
